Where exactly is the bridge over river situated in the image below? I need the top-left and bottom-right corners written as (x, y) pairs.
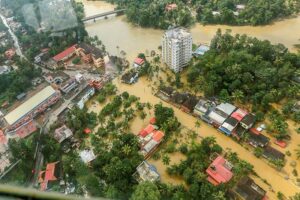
top-left (82, 9), bottom-right (126, 22)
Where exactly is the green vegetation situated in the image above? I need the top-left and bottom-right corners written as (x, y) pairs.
top-left (106, 0), bottom-right (194, 29)
top-left (106, 0), bottom-right (299, 28)
top-left (0, 59), bottom-right (41, 104)
top-left (1, 132), bottom-right (61, 186)
top-left (3, 0), bottom-right (88, 60)
top-left (187, 30), bottom-right (300, 111)
top-left (267, 110), bottom-right (289, 140)
top-left (194, 0), bottom-right (300, 26)
top-left (72, 57), bottom-right (81, 65)
top-left (130, 181), bottom-right (161, 200)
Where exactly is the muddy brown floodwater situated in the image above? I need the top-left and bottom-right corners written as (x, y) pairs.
top-left (80, 0), bottom-right (300, 198)
top-left (78, 0), bottom-right (300, 62)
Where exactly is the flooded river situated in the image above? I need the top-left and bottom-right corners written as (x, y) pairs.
top-left (80, 0), bottom-right (300, 198)
top-left (79, 0), bottom-right (300, 62)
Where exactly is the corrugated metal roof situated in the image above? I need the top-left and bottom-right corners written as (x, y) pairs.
top-left (4, 86), bottom-right (56, 125)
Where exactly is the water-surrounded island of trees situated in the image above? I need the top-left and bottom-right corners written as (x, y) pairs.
top-left (105, 0), bottom-right (300, 28)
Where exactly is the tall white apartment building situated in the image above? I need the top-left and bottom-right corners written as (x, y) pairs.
top-left (162, 27), bottom-right (192, 73)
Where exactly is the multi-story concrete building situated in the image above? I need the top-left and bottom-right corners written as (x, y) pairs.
top-left (162, 27), bottom-right (192, 73)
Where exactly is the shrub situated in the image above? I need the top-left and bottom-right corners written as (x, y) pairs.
top-left (179, 144), bottom-right (188, 154)
top-left (72, 57), bottom-right (81, 65)
top-left (165, 143), bottom-right (176, 153)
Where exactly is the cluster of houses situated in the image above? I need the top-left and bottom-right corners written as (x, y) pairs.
top-left (206, 154), bottom-right (268, 199)
top-left (212, 4), bottom-right (246, 17)
top-left (157, 86), bottom-right (285, 162)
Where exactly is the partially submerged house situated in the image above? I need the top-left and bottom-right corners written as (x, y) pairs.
top-left (208, 103), bottom-right (236, 128)
top-left (262, 146), bottom-right (285, 161)
top-left (75, 43), bottom-right (105, 68)
top-left (133, 161), bottom-right (160, 183)
top-left (206, 155), bottom-right (233, 186)
top-left (138, 124), bottom-right (164, 158)
top-left (231, 176), bottom-right (267, 200)
top-left (193, 44), bottom-right (210, 57)
top-left (171, 92), bottom-right (189, 105)
top-left (219, 117), bottom-right (239, 136)
top-left (133, 57), bottom-right (145, 68)
top-left (158, 86), bottom-right (174, 101)
top-left (121, 69), bottom-right (139, 85)
top-left (232, 124), bottom-right (247, 140)
top-left (181, 95), bottom-right (198, 113)
top-left (240, 113), bottom-right (256, 130)
top-left (247, 128), bottom-right (269, 148)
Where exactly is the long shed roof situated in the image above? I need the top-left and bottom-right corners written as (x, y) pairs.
top-left (4, 86), bottom-right (56, 125)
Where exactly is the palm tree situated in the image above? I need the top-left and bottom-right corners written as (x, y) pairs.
top-left (162, 154), bottom-right (170, 166)
top-left (122, 144), bottom-right (132, 156)
top-left (232, 90), bottom-right (244, 104)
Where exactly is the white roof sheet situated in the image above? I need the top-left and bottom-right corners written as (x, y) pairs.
top-left (208, 111), bottom-right (226, 125)
top-left (4, 86), bottom-right (56, 125)
top-left (217, 103), bottom-right (236, 116)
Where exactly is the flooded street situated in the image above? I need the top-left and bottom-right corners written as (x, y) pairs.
top-left (79, 0), bottom-right (300, 62)
top-left (80, 0), bottom-right (300, 197)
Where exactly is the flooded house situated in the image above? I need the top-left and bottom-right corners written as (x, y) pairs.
top-left (170, 92), bottom-right (189, 105)
top-left (138, 124), bottom-right (165, 159)
top-left (181, 95), bottom-right (198, 113)
top-left (230, 176), bottom-right (267, 200)
top-left (240, 113), bottom-right (256, 130)
top-left (133, 161), bottom-right (160, 183)
top-left (207, 103), bottom-right (236, 128)
top-left (206, 155), bottom-right (233, 186)
top-left (247, 128), bottom-right (270, 148)
top-left (157, 86), bottom-right (174, 101)
top-left (262, 146), bottom-right (285, 161)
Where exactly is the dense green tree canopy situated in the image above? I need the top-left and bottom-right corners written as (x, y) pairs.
top-left (188, 30), bottom-right (300, 110)
top-left (130, 181), bottom-right (161, 200)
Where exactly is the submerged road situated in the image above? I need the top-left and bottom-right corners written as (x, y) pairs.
top-left (113, 76), bottom-right (300, 198)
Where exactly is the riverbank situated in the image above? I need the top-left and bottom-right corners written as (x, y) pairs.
top-left (79, 0), bottom-right (300, 63)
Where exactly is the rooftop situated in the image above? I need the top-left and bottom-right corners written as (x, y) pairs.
top-left (164, 27), bottom-right (191, 41)
top-left (134, 161), bottom-right (160, 183)
top-left (4, 86), bottom-right (57, 126)
top-left (231, 109), bottom-right (248, 121)
top-left (54, 125), bottom-right (73, 143)
top-left (216, 103), bottom-right (236, 116)
top-left (77, 43), bottom-right (104, 59)
top-left (80, 149), bottom-right (96, 163)
top-left (194, 45), bottom-right (210, 56)
top-left (233, 176), bottom-right (266, 200)
top-left (206, 155), bottom-right (233, 186)
top-left (134, 57), bottom-right (145, 66)
top-left (52, 45), bottom-right (76, 62)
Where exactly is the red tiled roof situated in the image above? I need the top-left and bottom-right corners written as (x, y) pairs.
top-left (275, 140), bottom-right (287, 148)
top-left (166, 3), bottom-right (178, 11)
top-left (39, 162), bottom-right (59, 191)
top-left (250, 127), bottom-right (260, 135)
top-left (231, 109), bottom-right (248, 121)
top-left (0, 130), bottom-right (7, 144)
top-left (84, 128), bottom-right (92, 134)
top-left (134, 57), bottom-right (145, 66)
top-left (206, 156), bottom-right (233, 186)
top-left (139, 124), bottom-right (155, 137)
top-left (152, 131), bottom-right (164, 142)
top-left (52, 45), bottom-right (76, 62)
top-left (149, 117), bottom-right (156, 125)
top-left (45, 162), bottom-right (58, 181)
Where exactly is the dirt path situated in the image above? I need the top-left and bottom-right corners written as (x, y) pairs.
top-left (112, 77), bottom-right (299, 198)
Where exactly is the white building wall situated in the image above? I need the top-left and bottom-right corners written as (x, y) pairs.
top-left (162, 28), bottom-right (192, 73)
